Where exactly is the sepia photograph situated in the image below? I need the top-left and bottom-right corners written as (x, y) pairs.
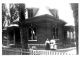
top-left (2, 0), bottom-right (79, 55)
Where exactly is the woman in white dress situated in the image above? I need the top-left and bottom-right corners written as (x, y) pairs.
top-left (50, 39), bottom-right (56, 50)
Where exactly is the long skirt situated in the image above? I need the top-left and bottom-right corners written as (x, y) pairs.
top-left (45, 43), bottom-right (50, 50)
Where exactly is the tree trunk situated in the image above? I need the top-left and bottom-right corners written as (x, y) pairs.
top-left (71, 3), bottom-right (78, 55)
top-left (18, 4), bottom-right (28, 49)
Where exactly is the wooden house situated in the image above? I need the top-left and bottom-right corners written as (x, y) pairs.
top-left (3, 4), bottom-right (75, 49)
top-left (6, 14), bottom-right (68, 49)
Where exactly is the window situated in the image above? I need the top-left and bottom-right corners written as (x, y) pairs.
top-left (28, 27), bottom-right (37, 41)
top-left (56, 28), bottom-right (58, 38)
top-left (52, 28), bottom-right (55, 38)
top-left (52, 27), bottom-right (58, 39)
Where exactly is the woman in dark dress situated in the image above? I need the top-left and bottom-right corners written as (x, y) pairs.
top-left (45, 39), bottom-right (50, 50)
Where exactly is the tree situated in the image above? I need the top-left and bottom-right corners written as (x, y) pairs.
top-left (10, 4), bottom-right (19, 23)
top-left (2, 3), bottom-right (10, 29)
top-left (71, 3), bottom-right (78, 55)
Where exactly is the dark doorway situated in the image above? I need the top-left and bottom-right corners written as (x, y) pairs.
top-left (15, 28), bottom-right (21, 47)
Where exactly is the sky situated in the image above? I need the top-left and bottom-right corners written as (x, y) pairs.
top-left (25, 0), bottom-right (75, 26)
top-left (5, 0), bottom-right (75, 26)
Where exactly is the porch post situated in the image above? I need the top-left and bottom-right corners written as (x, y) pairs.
top-left (13, 30), bottom-right (15, 45)
top-left (55, 27), bottom-right (56, 39)
top-left (7, 31), bottom-right (10, 47)
top-left (69, 31), bottom-right (71, 39)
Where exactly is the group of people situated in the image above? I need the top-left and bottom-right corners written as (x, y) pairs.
top-left (45, 38), bottom-right (57, 50)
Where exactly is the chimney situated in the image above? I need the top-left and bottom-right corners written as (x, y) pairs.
top-left (27, 8), bottom-right (33, 18)
top-left (18, 4), bottom-right (25, 22)
top-left (27, 8), bottom-right (39, 18)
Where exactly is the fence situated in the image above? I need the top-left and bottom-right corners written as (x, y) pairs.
top-left (30, 50), bottom-right (71, 55)
top-left (2, 47), bottom-right (76, 55)
top-left (2, 48), bottom-right (30, 55)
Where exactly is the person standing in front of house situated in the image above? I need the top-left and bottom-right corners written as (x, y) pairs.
top-left (45, 38), bottom-right (50, 50)
top-left (50, 39), bottom-right (56, 50)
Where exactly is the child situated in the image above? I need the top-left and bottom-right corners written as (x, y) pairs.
top-left (50, 39), bottom-right (56, 50)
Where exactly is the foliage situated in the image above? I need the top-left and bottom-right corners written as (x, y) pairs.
top-left (2, 4), bottom-right (20, 29)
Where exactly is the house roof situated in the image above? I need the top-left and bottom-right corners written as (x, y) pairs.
top-left (64, 26), bottom-right (74, 31)
top-left (13, 14), bottom-right (66, 25)
top-left (24, 14), bottom-right (66, 24)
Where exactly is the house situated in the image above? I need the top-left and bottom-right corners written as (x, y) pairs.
top-left (6, 14), bottom-right (67, 49)
top-left (2, 5), bottom-right (75, 49)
